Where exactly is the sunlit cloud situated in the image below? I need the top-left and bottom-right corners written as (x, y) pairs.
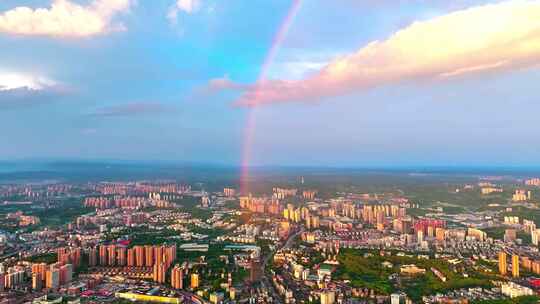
top-left (0, 0), bottom-right (133, 37)
top-left (234, 0), bottom-right (540, 106)
top-left (207, 75), bottom-right (248, 92)
top-left (167, 0), bottom-right (201, 25)
top-left (191, 75), bottom-right (250, 101)
top-left (0, 72), bottom-right (72, 109)
top-left (0, 73), bottom-right (56, 91)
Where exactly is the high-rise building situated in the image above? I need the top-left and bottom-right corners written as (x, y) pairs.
top-left (467, 228), bottom-right (487, 242)
top-left (145, 245), bottom-right (154, 267)
top-left (32, 273), bottom-right (42, 291)
top-left (417, 230), bottom-right (424, 243)
top-left (376, 210), bottom-right (385, 226)
top-left (224, 188), bottom-right (236, 197)
top-left (391, 293), bottom-right (403, 304)
top-left (435, 228), bottom-right (446, 241)
top-left (413, 219), bottom-right (446, 235)
top-left (512, 254), bottom-right (520, 278)
top-left (127, 248), bottom-right (135, 267)
top-left (58, 248), bottom-right (70, 265)
top-left (504, 229), bottom-right (517, 243)
top-left (250, 261), bottom-right (262, 282)
top-left (117, 247), bottom-right (126, 266)
top-left (191, 273), bottom-right (199, 289)
top-left (5, 269), bottom-right (24, 289)
top-left (533, 229), bottom-right (540, 246)
top-left (45, 267), bottom-right (60, 289)
top-left (526, 178), bottom-right (540, 186)
top-left (59, 264), bottom-right (73, 285)
top-left (108, 245), bottom-right (117, 266)
top-left (88, 247), bottom-right (97, 267)
top-left (155, 246), bottom-right (164, 266)
top-left (427, 226), bottom-right (435, 238)
top-left (99, 245), bottom-right (107, 266)
top-left (499, 252), bottom-right (507, 275)
top-left (311, 216), bottom-right (320, 229)
top-left (171, 265), bottom-right (184, 289)
top-left (209, 292), bottom-right (224, 304)
top-left (153, 263), bottom-right (166, 283)
top-left (135, 246), bottom-right (145, 267)
top-left (57, 247), bottom-right (81, 268)
top-left (32, 263), bottom-right (47, 282)
top-left (320, 291), bottom-right (336, 304)
top-left (164, 245), bottom-right (177, 267)
top-left (70, 247), bottom-right (81, 268)
top-left (513, 190), bottom-right (532, 202)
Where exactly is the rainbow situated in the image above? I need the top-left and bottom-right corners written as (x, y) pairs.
top-left (239, 0), bottom-right (303, 194)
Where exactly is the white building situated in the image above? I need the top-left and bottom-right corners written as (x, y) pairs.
top-left (390, 293), bottom-right (401, 304)
top-left (532, 229), bottom-right (540, 246)
top-left (501, 282), bottom-right (534, 298)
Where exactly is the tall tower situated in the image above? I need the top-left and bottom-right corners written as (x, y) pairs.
top-left (499, 252), bottom-right (507, 275)
top-left (512, 254), bottom-right (520, 278)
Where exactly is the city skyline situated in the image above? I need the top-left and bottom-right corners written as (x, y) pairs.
top-left (1, 0), bottom-right (540, 167)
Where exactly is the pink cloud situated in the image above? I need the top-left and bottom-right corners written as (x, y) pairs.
top-left (193, 75), bottom-right (252, 100)
top-left (235, 0), bottom-right (540, 106)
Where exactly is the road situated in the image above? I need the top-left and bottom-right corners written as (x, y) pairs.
top-left (260, 227), bottom-right (304, 304)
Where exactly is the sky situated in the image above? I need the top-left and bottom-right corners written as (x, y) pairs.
top-left (0, 0), bottom-right (540, 167)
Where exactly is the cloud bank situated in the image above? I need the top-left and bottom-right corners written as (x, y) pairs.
top-left (234, 0), bottom-right (540, 106)
top-left (0, 0), bottom-right (132, 37)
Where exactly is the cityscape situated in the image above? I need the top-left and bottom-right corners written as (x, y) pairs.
top-left (2, 169), bottom-right (540, 304)
top-left (2, 0), bottom-right (540, 304)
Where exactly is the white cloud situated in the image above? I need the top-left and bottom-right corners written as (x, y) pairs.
top-left (176, 0), bottom-right (201, 14)
top-left (0, 73), bottom-right (68, 109)
top-left (167, 0), bottom-right (201, 25)
top-left (234, 0), bottom-right (540, 106)
top-left (0, 73), bottom-right (56, 91)
top-left (0, 0), bottom-right (133, 37)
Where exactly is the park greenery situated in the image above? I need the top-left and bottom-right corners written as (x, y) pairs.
top-left (336, 249), bottom-right (496, 301)
top-left (0, 197), bottom-right (93, 232)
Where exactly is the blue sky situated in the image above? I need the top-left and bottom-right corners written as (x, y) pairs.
top-left (0, 0), bottom-right (539, 167)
